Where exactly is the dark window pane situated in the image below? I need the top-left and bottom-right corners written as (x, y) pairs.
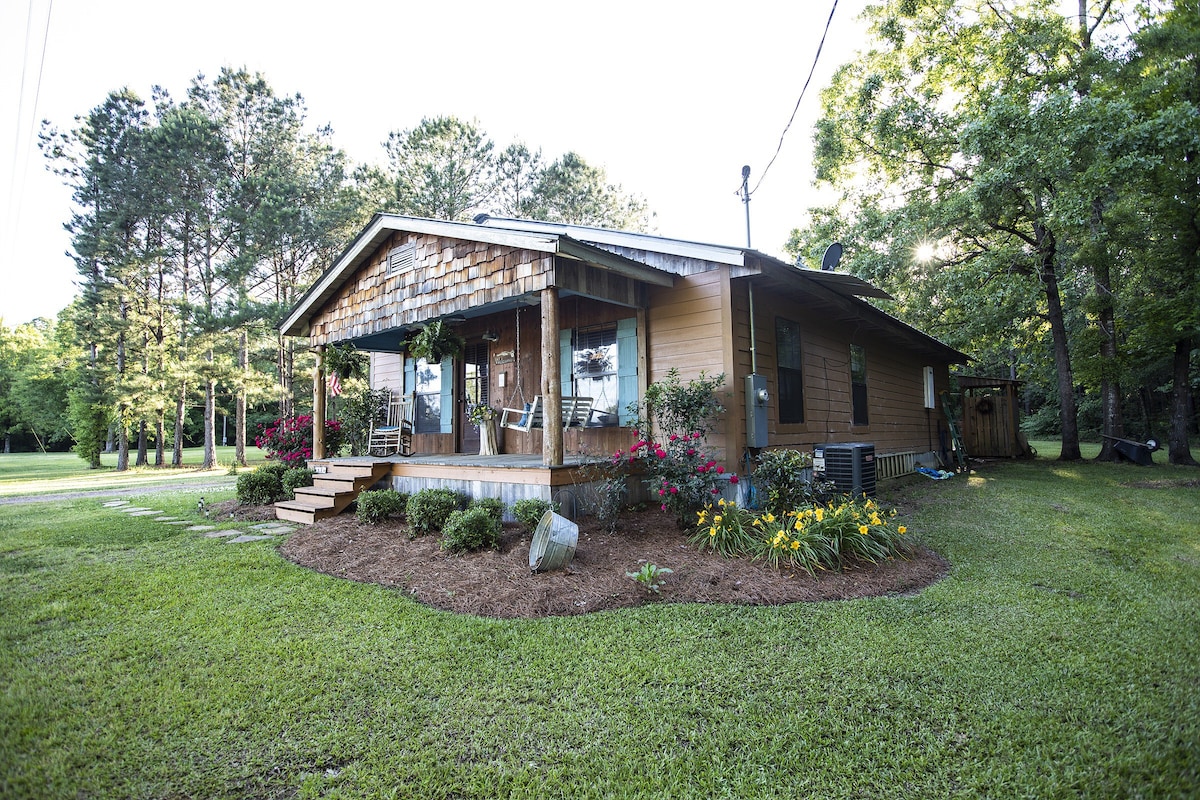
top-left (776, 318), bottom-right (804, 424)
top-left (850, 345), bottom-right (868, 425)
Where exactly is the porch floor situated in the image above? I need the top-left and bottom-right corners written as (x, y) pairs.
top-left (318, 452), bottom-right (599, 470)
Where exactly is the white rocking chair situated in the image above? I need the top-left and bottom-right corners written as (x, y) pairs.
top-left (368, 391), bottom-right (414, 456)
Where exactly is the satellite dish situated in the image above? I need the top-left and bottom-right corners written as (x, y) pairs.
top-left (821, 242), bottom-right (844, 271)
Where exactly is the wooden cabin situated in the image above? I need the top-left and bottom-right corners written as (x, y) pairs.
top-left (279, 214), bottom-right (968, 509)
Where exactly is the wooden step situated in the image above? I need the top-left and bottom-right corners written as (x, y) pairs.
top-left (312, 473), bottom-right (381, 492)
top-left (274, 500), bottom-right (342, 524)
top-left (273, 460), bottom-right (392, 524)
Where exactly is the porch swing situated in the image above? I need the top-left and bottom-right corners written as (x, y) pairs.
top-left (498, 305), bottom-right (594, 432)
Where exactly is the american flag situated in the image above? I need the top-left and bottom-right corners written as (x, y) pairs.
top-left (327, 372), bottom-right (342, 397)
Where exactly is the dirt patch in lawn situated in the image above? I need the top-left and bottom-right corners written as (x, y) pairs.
top-left (264, 505), bottom-right (948, 619)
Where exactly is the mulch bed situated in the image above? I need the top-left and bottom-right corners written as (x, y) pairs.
top-left (250, 504), bottom-right (950, 619)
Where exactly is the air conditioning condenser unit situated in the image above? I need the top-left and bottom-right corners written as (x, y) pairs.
top-left (813, 443), bottom-right (876, 497)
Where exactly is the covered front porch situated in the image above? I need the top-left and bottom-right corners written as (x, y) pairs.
top-left (312, 452), bottom-right (627, 520)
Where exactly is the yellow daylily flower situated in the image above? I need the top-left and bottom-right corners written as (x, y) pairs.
top-left (858, 525), bottom-right (869, 535)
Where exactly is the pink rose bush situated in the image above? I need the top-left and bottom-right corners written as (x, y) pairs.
top-left (255, 415), bottom-right (345, 464)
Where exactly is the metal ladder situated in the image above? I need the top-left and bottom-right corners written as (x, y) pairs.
top-left (940, 391), bottom-right (967, 471)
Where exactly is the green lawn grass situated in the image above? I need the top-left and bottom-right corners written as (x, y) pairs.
top-left (0, 446), bottom-right (268, 496)
top-left (1, 454), bottom-right (1197, 798)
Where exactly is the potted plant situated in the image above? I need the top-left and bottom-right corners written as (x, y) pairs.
top-left (468, 402), bottom-right (498, 455)
top-left (406, 320), bottom-right (464, 363)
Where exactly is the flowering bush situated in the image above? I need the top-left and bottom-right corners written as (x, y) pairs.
top-left (254, 415), bottom-right (345, 464)
top-left (614, 431), bottom-right (738, 525)
top-left (690, 498), bottom-right (759, 557)
top-left (692, 496), bottom-right (910, 574)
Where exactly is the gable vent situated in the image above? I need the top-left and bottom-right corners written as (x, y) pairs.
top-left (388, 243), bottom-right (416, 274)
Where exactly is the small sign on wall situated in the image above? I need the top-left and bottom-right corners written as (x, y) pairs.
top-left (494, 350), bottom-right (515, 365)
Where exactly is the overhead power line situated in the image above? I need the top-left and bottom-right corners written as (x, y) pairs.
top-left (745, 0), bottom-right (840, 197)
top-left (6, 0), bottom-right (54, 263)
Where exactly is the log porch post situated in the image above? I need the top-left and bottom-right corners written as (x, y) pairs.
top-left (313, 344), bottom-right (326, 460)
top-left (541, 286), bottom-right (564, 465)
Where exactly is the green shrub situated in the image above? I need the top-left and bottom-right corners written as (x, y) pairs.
top-left (257, 461), bottom-right (290, 480)
top-left (755, 449), bottom-right (835, 512)
top-left (406, 488), bottom-right (465, 535)
top-left (281, 467), bottom-right (314, 499)
top-left (511, 498), bottom-right (553, 530)
top-left (469, 496), bottom-right (505, 521)
top-left (441, 506), bottom-right (502, 553)
top-left (356, 489), bottom-right (408, 525)
top-left (236, 470), bottom-right (285, 506)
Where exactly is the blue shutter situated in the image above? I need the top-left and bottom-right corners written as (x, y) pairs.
top-left (440, 355), bottom-right (454, 433)
top-left (404, 357), bottom-right (416, 394)
top-left (617, 317), bottom-right (638, 426)
top-left (559, 329), bottom-right (573, 399)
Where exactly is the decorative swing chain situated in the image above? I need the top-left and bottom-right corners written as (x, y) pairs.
top-left (510, 306), bottom-right (524, 407)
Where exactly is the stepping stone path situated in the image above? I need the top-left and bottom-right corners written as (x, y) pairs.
top-left (99, 499), bottom-right (295, 544)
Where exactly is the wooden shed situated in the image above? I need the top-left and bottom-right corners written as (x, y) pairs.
top-left (956, 375), bottom-right (1031, 459)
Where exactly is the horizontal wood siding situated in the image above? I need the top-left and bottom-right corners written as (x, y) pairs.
top-left (308, 232), bottom-right (553, 346)
top-left (740, 281), bottom-right (952, 456)
top-left (369, 352), bottom-right (403, 392)
top-left (645, 269), bottom-right (737, 468)
top-left (646, 271), bottom-right (728, 382)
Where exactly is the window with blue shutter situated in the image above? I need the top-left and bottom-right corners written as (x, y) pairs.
top-left (560, 318), bottom-right (637, 427)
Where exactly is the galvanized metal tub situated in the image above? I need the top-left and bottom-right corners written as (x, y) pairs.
top-left (529, 510), bottom-right (578, 573)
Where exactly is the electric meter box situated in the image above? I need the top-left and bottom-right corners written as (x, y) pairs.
top-left (746, 374), bottom-right (769, 448)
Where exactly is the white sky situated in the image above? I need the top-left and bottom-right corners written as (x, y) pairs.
top-left (0, 0), bottom-right (875, 326)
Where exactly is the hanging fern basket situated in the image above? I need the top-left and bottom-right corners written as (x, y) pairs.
top-left (405, 320), bottom-right (465, 363)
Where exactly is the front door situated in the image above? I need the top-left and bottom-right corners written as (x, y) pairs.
top-left (458, 342), bottom-right (489, 453)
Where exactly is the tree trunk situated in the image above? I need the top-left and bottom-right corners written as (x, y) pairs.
top-left (155, 409), bottom-right (165, 467)
top-left (116, 416), bottom-right (129, 472)
top-left (116, 301), bottom-right (129, 472)
top-left (1168, 335), bottom-right (1198, 466)
top-left (1092, 236), bottom-right (1123, 462)
top-left (1036, 223), bottom-right (1082, 460)
top-left (236, 330), bottom-right (247, 466)
top-left (203, 348), bottom-right (216, 469)
top-left (173, 389), bottom-right (187, 467)
top-left (135, 420), bottom-right (148, 467)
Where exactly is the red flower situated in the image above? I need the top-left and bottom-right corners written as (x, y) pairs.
top-left (730, 474), bottom-right (739, 484)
